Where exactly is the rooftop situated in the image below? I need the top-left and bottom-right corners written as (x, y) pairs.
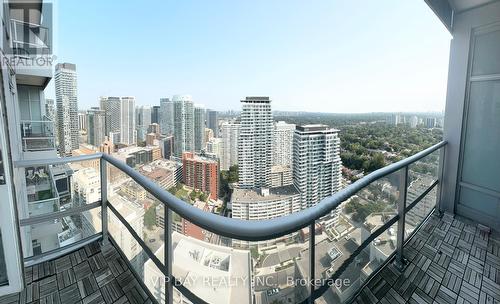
top-left (172, 232), bottom-right (252, 304)
top-left (241, 96), bottom-right (270, 102)
top-left (296, 124), bottom-right (340, 133)
top-left (140, 159), bottom-right (181, 172)
top-left (182, 152), bottom-right (218, 164)
top-left (231, 185), bottom-right (301, 202)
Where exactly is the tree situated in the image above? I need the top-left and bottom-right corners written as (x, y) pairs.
top-left (228, 165), bottom-right (239, 182)
top-left (168, 186), bottom-right (176, 195)
top-left (199, 192), bottom-right (209, 202)
top-left (144, 207), bottom-right (156, 230)
top-left (189, 190), bottom-right (197, 201)
top-left (363, 153), bottom-right (386, 172)
top-left (220, 165), bottom-right (239, 202)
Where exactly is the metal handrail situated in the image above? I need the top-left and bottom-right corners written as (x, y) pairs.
top-left (14, 141), bottom-right (446, 242)
top-left (20, 117), bottom-right (54, 124)
top-left (104, 141), bottom-right (446, 241)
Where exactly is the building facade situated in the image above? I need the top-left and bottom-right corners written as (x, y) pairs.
top-left (270, 165), bottom-right (293, 187)
top-left (206, 137), bottom-right (223, 161)
top-left (182, 152), bottom-right (219, 200)
top-left (160, 135), bottom-right (174, 159)
top-left (159, 98), bottom-right (174, 135)
top-left (207, 109), bottom-right (218, 137)
top-left (231, 185), bottom-right (301, 221)
top-left (86, 108), bottom-right (106, 147)
top-left (194, 104), bottom-right (206, 152)
top-left (120, 97), bottom-right (136, 145)
top-left (136, 105), bottom-right (151, 142)
top-left (238, 97), bottom-right (273, 188)
top-left (151, 105), bottom-right (160, 124)
top-left (293, 125), bottom-right (342, 212)
top-left (221, 121), bottom-right (240, 171)
top-left (99, 96), bottom-right (121, 136)
top-left (273, 121), bottom-right (295, 166)
top-left (77, 111), bottom-right (87, 131)
top-left (173, 95), bottom-right (194, 156)
top-left (55, 63), bottom-right (79, 156)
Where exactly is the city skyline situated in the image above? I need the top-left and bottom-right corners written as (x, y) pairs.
top-left (45, 1), bottom-right (450, 113)
top-left (2, 1), bottom-right (500, 304)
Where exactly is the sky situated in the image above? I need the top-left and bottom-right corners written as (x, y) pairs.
top-left (46, 0), bottom-right (452, 113)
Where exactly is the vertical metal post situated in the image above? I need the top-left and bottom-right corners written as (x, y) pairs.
top-left (308, 221), bottom-right (315, 304)
top-left (164, 206), bottom-right (173, 304)
top-left (436, 145), bottom-right (446, 215)
top-left (395, 166), bottom-right (408, 271)
top-left (100, 158), bottom-right (109, 245)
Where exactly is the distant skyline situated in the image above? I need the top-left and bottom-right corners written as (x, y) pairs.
top-left (45, 1), bottom-right (451, 113)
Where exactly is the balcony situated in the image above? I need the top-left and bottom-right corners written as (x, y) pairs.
top-left (9, 141), bottom-right (498, 304)
top-left (24, 165), bottom-right (60, 217)
top-left (10, 19), bottom-right (50, 57)
top-left (20, 117), bottom-right (56, 153)
top-left (353, 213), bottom-right (500, 304)
top-left (8, 18), bottom-right (52, 87)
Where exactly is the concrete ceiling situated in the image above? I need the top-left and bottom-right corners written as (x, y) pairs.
top-left (449, 0), bottom-right (497, 13)
top-left (425, 0), bottom-right (499, 32)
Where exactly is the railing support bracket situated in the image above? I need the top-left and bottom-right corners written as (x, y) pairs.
top-left (100, 158), bottom-right (109, 246)
top-left (393, 256), bottom-right (409, 272)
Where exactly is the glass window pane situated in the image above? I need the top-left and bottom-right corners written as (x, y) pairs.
top-left (472, 29), bottom-right (500, 76)
top-left (18, 86), bottom-right (30, 121)
top-left (0, 230), bottom-right (8, 286)
top-left (461, 80), bottom-right (500, 193)
top-left (28, 87), bottom-right (41, 121)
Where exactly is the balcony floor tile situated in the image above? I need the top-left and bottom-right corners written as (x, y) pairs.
top-left (354, 213), bottom-right (500, 304)
top-left (0, 241), bottom-right (153, 304)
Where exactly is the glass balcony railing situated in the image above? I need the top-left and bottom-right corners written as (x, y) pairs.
top-left (20, 117), bottom-right (56, 151)
top-left (10, 19), bottom-right (51, 58)
top-left (17, 156), bottom-right (101, 259)
top-left (13, 141), bottom-right (446, 304)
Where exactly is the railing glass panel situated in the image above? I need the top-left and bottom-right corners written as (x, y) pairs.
top-left (106, 211), bottom-right (147, 291)
top-left (20, 119), bottom-right (55, 152)
top-left (406, 149), bottom-right (439, 207)
top-left (170, 213), bottom-right (255, 304)
top-left (318, 169), bottom-right (403, 303)
top-left (107, 163), bottom-right (164, 255)
top-left (404, 148), bottom-right (442, 240)
top-left (10, 19), bottom-right (51, 56)
top-left (405, 190), bottom-right (438, 239)
top-left (250, 229), bottom-right (311, 304)
top-left (22, 160), bottom-right (101, 217)
top-left (14, 141), bottom-right (446, 303)
top-left (20, 214), bottom-right (101, 258)
top-left (17, 157), bottom-right (102, 259)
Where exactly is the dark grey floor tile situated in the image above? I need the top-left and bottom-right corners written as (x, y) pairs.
top-left (58, 283), bottom-right (81, 304)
